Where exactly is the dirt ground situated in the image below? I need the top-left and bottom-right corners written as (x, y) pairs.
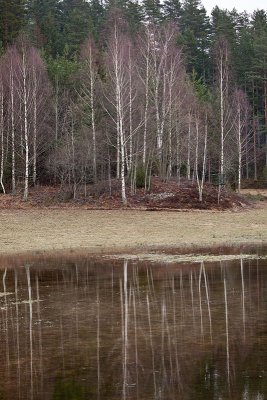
top-left (0, 202), bottom-right (266, 257)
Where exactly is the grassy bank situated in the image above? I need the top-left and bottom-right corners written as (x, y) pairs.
top-left (0, 205), bottom-right (266, 257)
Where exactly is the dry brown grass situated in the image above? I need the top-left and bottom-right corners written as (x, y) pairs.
top-left (240, 189), bottom-right (267, 196)
top-left (0, 205), bottom-right (266, 257)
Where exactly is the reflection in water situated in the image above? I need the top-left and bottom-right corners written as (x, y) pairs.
top-left (223, 269), bottom-right (230, 387)
top-left (0, 252), bottom-right (266, 399)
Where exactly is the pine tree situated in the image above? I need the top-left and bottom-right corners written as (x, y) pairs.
top-left (234, 13), bottom-right (254, 88)
top-left (250, 10), bottom-right (267, 170)
top-left (211, 7), bottom-right (237, 52)
top-left (0, 0), bottom-right (27, 47)
top-left (162, 0), bottom-right (182, 24)
top-left (90, 0), bottom-right (105, 37)
top-left (180, 0), bottom-right (211, 79)
top-left (61, 0), bottom-right (94, 56)
top-left (143, 0), bottom-right (162, 24)
top-left (103, 0), bottom-right (126, 11)
top-left (102, 1), bottom-right (143, 34)
top-left (125, 1), bottom-right (143, 33)
top-left (28, 0), bottom-right (62, 55)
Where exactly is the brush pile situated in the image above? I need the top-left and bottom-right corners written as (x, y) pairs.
top-left (0, 178), bottom-right (251, 210)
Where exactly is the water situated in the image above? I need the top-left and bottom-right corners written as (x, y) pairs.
top-left (0, 246), bottom-right (267, 400)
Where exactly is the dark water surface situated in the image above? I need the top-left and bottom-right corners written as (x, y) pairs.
top-left (0, 246), bottom-right (267, 400)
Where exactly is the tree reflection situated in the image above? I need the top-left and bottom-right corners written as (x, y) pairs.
top-left (0, 254), bottom-right (265, 399)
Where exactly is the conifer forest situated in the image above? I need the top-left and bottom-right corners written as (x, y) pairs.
top-left (0, 0), bottom-right (267, 204)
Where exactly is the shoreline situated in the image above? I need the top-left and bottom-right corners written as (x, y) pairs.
top-left (0, 206), bottom-right (266, 259)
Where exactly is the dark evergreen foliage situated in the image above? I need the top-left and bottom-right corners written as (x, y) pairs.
top-left (0, 0), bottom-right (27, 47)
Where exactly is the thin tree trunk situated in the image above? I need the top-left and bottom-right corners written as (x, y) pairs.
top-left (0, 79), bottom-right (5, 194)
top-left (33, 66), bottom-right (37, 186)
top-left (220, 54), bottom-right (224, 180)
top-left (54, 78), bottom-right (59, 183)
top-left (195, 111), bottom-right (208, 202)
top-left (187, 112), bottom-right (192, 180)
top-left (114, 24), bottom-right (127, 205)
top-left (10, 63), bottom-right (16, 194)
top-left (128, 46), bottom-right (133, 171)
top-left (252, 79), bottom-right (257, 180)
top-left (142, 34), bottom-right (150, 166)
top-left (89, 45), bottom-right (97, 182)
top-left (117, 113), bottom-right (120, 179)
top-left (167, 81), bottom-right (173, 179)
top-left (264, 79), bottom-right (267, 167)
top-left (71, 114), bottom-right (76, 199)
top-left (22, 51), bottom-right (29, 201)
top-left (237, 103), bottom-right (242, 193)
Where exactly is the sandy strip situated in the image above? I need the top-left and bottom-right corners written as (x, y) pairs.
top-left (0, 206), bottom-right (266, 257)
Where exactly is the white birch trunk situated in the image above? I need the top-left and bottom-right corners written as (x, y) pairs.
top-left (167, 80), bottom-right (173, 179)
top-left (195, 114), bottom-right (200, 192)
top-left (117, 113), bottom-right (120, 179)
top-left (89, 44), bottom-right (97, 182)
top-left (220, 55), bottom-right (224, 180)
top-left (142, 33), bottom-right (150, 166)
top-left (33, 65), bottom-right (37, 186)
top-left (20, 102), bottom-right (24, 156)
top-left (128, 46), bottom-right (133, 170)
top-left (22, 51), bottom-right (29, 201)
top-left (54, 78), bottom-right (59, 183)
top-left (114, 25), bottom-right (127, 205)
top-left (71, 114), bottom-right (76, 199)
top-left (187, 112), bottom-right (192, 180)
top-left (195, 111), bottom-right (208, 202)
top-left (0, 79), bottom-right (5, 194)
top-left (10, 63), bottom-right (16, 194)
top-left (237, 103), bottom-right (242, 193)
top-left (264, 79), bottom-right (267, 167)
top-left (200, 113), bottom-right (208, 201)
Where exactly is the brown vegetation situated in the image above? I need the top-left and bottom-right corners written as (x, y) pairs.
top-left (0, 178), bottom-right (256, 211)
top-left (0, 178), bottom-right (265, 258)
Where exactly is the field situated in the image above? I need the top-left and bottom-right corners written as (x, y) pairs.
top-left (0, 200), bottom-right (266, 257)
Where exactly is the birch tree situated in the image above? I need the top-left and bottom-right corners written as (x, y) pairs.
top-left (30, 48), bottom-right (51, 186)
top-left (233, 88), bottom-right (252, 192)
top-left (194, 107), bottom-right (208, 201)
top-left (14, 36), bottom-right (51, 200)
top-left (215, 38), bottom-right (235, 184)
top-left (79, 37), bottom-right (99, 183)
top-left (105, 20), bottom-right (128, 204)
top-left (19, 40), bottom-right (30, 200)
top-left (0, 65), bottom-right (5, 194)
top-left (142, 22), bottom-right (184, 177)
top-left (104, 13), bottom-right (142, 204)
top-left (4, 47), bottom-right (17, 194)
top-left (138, 25), bottom-right (152, 168)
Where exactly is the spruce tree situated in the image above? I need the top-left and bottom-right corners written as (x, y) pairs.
top-left (234, 13), bottom-right (254, 88)
top-left (250, 10), bottom-right (267, 169)
top-left (211, 7), bottom-right (237, 50)
top-left (143, 0), bottom-right (162, 24)
top-left (125, 1), bottom-right (143, 33)
top-left (180, 0), bottom-right (211, 79)
top-left (61, 0), bottom-right (94, 56)
top-left (28, 0), bottom-right (62, 55)
top-left (0, 0), bottom-right (27, 47)
top-left (90, 0), bottom-right (105, 37)
top-left (103, 0), bottom-right (143, 32)
top-left (162, 0), bottom-right (182, 24)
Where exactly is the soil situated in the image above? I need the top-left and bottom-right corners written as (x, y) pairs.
top-left (0, 179), bottom-right (266, 258)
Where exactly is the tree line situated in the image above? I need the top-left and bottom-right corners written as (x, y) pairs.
top-left (0, 0), bottom-right (266, 203)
